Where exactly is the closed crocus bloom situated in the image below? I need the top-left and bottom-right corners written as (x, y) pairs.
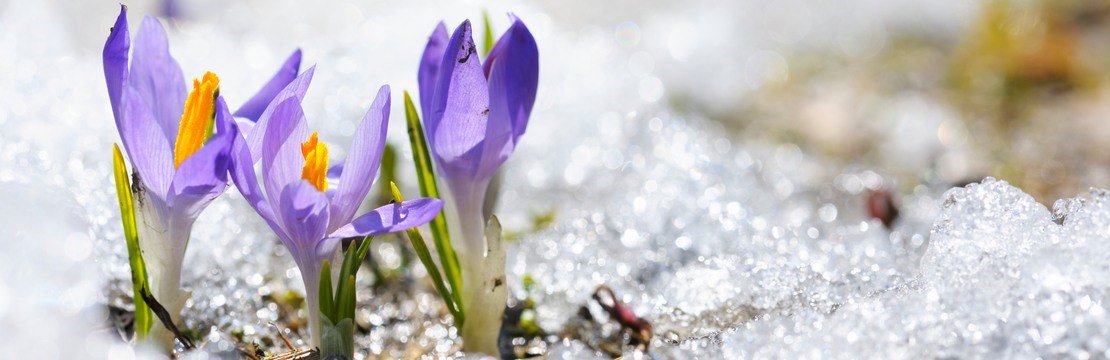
top-left (102, 5), bottom-right (301, 353)
top-left (418, 16), bottom-right (538, 355)
top-left (227, 71), bottom-right (443, 349)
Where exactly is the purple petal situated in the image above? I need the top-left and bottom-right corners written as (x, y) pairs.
top-left (234, 49), bottom-right (303, 122)
top-left (428, 20), bottom-right (490, 182)
top-left (322, 198), bottom-right (444, 255)
top-left (277, 180), bottom-right (331, 267)
top-left (162, 0), bottom-right (181, 20)
top-left (167, 97), bottom-right (233, 219)
top-left (260, 97), bottom-right (309, 226)
top-left (227, 102), bottom-right (290, 241)
top-left (418, 22), bottom-right (448, 117)
top-left (327, 85), bottom-right (390, 232)
top-left (247, 66), bottom-right (315, 161)
top-left (129, 15), bottom-right (187, 144)
top-left (326, 163), bottom-right (343, 181)
top-left (103, 4), bottom-right (129, 127)
top-left (119, 86), bottom-right (175, 201)
top-left (475, 62), bottom-right (517, 182)
top-left (484, 17), bottom-right (539, 142)
top-left (234, 117), bottom-right (255, 139)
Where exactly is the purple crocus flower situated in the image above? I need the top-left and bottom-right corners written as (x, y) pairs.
top-left (417, 16), bottom-right (538, 354)
top-left (227, 70), bottom-right (443, 348)
top-left (419, 18), bottom-right (538, 227)
top-left (102, 5), bottom-right (301, 352)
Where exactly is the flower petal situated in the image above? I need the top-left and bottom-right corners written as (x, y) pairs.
top-left (322, 198), bottom-right (444, 255)
top-left (326, 163), bottom-right (344, 181)
top-left (247, 66), bottom-right (315, 161)
top-left (103, 4), bottom-right (129, 126)
top-left (234, 49), bottom-right (303, 122)
top-left (261, 97), bottom-right (309, 227)
top-left (327, 85), bottom-right (390, 231)
top-left (428, 20), bottom-right (490, 182)
top-left (278, 180), bottom-right (331, 267)
top-left (234, 117), bottom-right (256, 139)
top-left (418, 22), bottom-right (448, 117)
top-left (129, 15), bottom-right (187, 144)
top-left (475, 61), bottom-right (517, 183)
top-left (120, 86), bottom-right (175, 201)
top-left (167, 97), bottom-right (233, 220)
top-left (484, 17), bottom-right (539, 142)
top-left (227, 103), bottom-right (289, 241)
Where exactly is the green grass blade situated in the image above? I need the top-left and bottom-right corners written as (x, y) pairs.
top-left (391, 182), bottom-right (464, 324)
top-left (406, 226), bottom-right (463, 324)
top-left (337, 239), bottom-right (360, 298)
top-left (482, 9), bottom-right (495, 56)
top-left (403, 91), bottom-right (465, 319)
top-left (331, 236), bottom-right (374, 323)
top-left (336, 275), bottom-right (356, 321)
top-left (319, 260), bottom-right (334, 322)
top-left (113, 144), bottom-right (152, 338)
top-left (377, 144), bottom-right (398, 204)
top-left (352, 236), bottom-right (373, 274)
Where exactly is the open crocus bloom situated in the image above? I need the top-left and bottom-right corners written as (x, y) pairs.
top-left (102, 5), bottom-right (301, 352)
top-left (418, 16), bottom-right (538, 354)
top-left (227, 71), bottom-right (443, 348)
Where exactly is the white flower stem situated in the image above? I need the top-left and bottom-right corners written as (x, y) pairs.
top-left (445, 183), bottom-right (508, 355)
top-left (134, 198), bottom-right (191, 354)
top-left (301, 265), bottom-right (322, 349)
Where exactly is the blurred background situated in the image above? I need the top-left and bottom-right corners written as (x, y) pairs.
top-left (1, 0), bottom-right (1108, 358)
top-left (546, 0), bottom-right (1110, 202)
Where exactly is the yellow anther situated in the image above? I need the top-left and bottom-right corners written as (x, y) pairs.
top-left (300, 132), bottom-right (329, 192)
top-left (173, 72), bottom-right (220, 168)
top-left (301, 132), bottom-right (319, 158)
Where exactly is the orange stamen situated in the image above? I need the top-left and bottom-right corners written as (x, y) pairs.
top-left (173, 72), bottom-right (220, 168)
top-left (300, 132), bottom-right (329, 192)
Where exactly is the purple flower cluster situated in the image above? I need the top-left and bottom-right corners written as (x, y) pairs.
top-left (102, 5), bottom-right (537, 356)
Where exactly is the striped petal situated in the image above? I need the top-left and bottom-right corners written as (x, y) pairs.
top-left (119, 86), bottom-right (175, 201)
top-left (321, 198), bottom-right (443, 257)
top-left (247, 66), bottom-right (315, 161)
top-left (418, 22), bottom-right (448, 118)
top-left (427, 20), bottom-right (490, 182)
top-left (103, 4), bottom-right (129, 127)
top-left (128, 15), bottom-right (187, 144)
top-left (327, 85), bottom-right (390, 232)
top-left (234, 49), bottom-right (303, 122)
top-left (260, 97), bottom-right (309, 230)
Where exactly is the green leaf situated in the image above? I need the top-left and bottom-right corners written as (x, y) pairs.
top-left (482, 9), bottom-right (495, 56)
top-left (403, 91), bottom-right (465, 320)
top-left (392, 182), bottom-right (464, 324)
top-left (377, 144), bottom-right (398, 204)
top-left (319, 260), bottom-right (334, 322)
top-left (326, 237), bottom-right (375, 326)
top-left (336, 238), bottom-right (362, 305)
top-left (407, 226), bottom-right (464, 324)
top-left (113, 144), bottom-right (152, 338)
top-left (389, 181), bottom-right (404, 202)
top-left (336, 275), bottom-right (356, 322)
top-left (319, 316), bottom-right (354, 359)
top-left (330, 237), bottom-right (374, 324)
top-left (352, 236), bottom-right (373, 275)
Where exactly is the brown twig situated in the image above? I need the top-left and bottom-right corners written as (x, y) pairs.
top-left (139, 286), bottom-right (195, 350)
